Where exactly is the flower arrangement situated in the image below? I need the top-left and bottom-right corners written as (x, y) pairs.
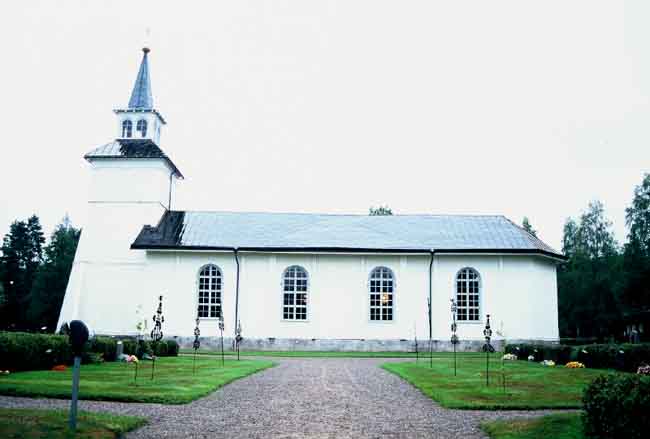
top-left (541, 360), bottom-right (555, 367)
top-left (51, 364), bottom-right (67, 372)
top-left (502, 353), bottom-right (517, 361)
top-left (527, 355), bottom-right (535, 361)
top-left (565, 361), bottom-right (585, 369)
top-left (637, 364), bottom-right (650, 375)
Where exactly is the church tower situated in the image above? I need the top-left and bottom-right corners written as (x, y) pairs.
top-left (114, 47), bottom-right (165, 144)
top-left (57, 48), bottom-right (183, 334)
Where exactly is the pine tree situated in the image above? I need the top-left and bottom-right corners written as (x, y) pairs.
top-left (28, 216), bottom-right (80, 332)
top-left (522, 217), bottom-right (537, 237)
top-left (369, 206), bottom-right (393, 216)
top-left (0, 215), bottom-right (45, 330)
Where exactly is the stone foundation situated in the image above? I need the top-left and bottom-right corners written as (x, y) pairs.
top-left (169, 336), bottom-right (548, 352)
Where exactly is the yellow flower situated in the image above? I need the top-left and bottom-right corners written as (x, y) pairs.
top-left (565, 361), bottom-right (585, 368)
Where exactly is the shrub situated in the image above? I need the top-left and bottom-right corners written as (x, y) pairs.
top-left (0, 332), bottom-right (71, 372)
top-left (153, 340), bottom-right (168, 357)
top-left (576, 344), bottom-right (650, 372)
top-left (121, 339), bottom-right (152, 358)
top-left (583, 374), bottom-right (650, 439)
top-left (87, 336), bottom-right (118, 362)
top-left (120, 338), bottom-right (178, 357)
top-left (504, 343), bottom-right (572, 364)
top-left (506, 342), bottom-right (650, 371)
top-left (165, 339), bottom-right (179, 356)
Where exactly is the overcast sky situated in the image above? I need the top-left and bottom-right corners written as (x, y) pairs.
top-left (1, 1), bottom-right (649, 251)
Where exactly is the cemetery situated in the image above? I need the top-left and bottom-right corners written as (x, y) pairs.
top-left (2, 2), bottom-right (650, 438)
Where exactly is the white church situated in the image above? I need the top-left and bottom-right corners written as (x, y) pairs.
top-left (57, 48), bottom-right (564, 350)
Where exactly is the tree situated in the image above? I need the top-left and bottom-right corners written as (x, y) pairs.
top-left (622, 174), bottom-right (650, 314)
top-left (522, 217), bottom-right (537, 237)
top-left (369, 205), bottom-right (393, 216)
top-left (576, 201), bottom-right (618, 258)
top-left (626, 173), bottom-right (650, 255)
top-left (0, 215), bottom-right (45, 330)
top-left (557, 201), bottom-right (623, 339)
top-left (562, 218), bottom-right (579, 257)
top-left (27, 216), bottom-right (80, 332)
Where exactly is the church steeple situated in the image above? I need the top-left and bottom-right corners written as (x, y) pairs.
top-left (128, 48), bottom-right (153, 109)
top-left (114, 47), bottom-right (166, 144)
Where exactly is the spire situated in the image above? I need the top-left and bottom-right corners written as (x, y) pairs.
top-left (128, 48), bottom-right (153, 109)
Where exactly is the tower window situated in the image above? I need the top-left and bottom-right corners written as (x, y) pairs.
top-left (136, 119), bottom-right (148, 138)
top-left (122, 120), bottom-right (133, 138)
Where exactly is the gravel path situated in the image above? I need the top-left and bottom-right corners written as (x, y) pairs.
top-left (0, 358), bottom-right (571, 438)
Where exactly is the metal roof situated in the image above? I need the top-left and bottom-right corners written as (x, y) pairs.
top-left (84, 139), bottom-right (183, 178)
top-left (131, 211), bottom-right (564, 259)
top-left (128, 48), bottom-right (153, 110)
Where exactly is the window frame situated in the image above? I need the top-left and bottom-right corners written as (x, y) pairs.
top-left (121, 119), bottom-right (133, 138)
top-left (281, 265), bottom-right (309, 322)
top-left (136, 119), bottom-right (148, 138)
top-left (368, 266), bottom-right (396, 323)
top-left (196, 264), bottom-right (224, 320)
top-left (454, 267), bottom-right (482, 323)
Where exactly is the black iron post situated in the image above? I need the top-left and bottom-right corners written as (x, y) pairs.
top-left (450, 299), bottom-right (459, 376)
top-left (68, 320), bottom-right (88, 431)
top-left (219, 315), bottom-right (225, 367)
top-left (483, 314), bottom-right (494, 386)
top-left (150, 295), bottom-right (164, 380)
top-left (235, 320), bottom-right (242, 361)
top-left (415, 332), bottom-right (419, 363)
top-left (192, 317), bottom-right (200, 374)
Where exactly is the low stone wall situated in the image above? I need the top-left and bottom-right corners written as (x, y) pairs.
top-left (172, 336), bottom-right (528, 352)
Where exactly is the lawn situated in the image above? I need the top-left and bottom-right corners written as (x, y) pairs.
top-left (382, 356), bottom-right (611, 409)
top-left (0, 356), bottom-right (274, 404)
top-left (0, 408), bottom-right (146, 439)
top-left (482, 413), bottom-right (583, 439)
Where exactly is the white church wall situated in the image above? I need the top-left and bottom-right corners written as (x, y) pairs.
top-left (83, 251), bottom-right (561, 349)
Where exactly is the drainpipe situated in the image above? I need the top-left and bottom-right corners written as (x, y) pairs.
top-left (233, 248), bottom-right (240, 339)
top-left (429, 250), bottom-right (435, 361)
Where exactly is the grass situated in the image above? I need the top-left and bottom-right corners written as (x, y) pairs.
top-left (180, 349), bottom-right (484, 358)
top-left (0, 356), bottom-right (274, 404)
top-left (0, 407), bottom-right (147, 438)
top-left (482, 413), bottom-right (583, 439)
top-left (382, 355), bottom-right (611, 409)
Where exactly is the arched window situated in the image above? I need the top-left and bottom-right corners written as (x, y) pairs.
top-left (121, 120), bottom-right (133, 138)
top-left (136, 119), bottom-right (147, 137)
top-left (456, 268), bottom-right (480, 321)
top-left (369, 267), bottom-right (394, 321)
top-left (198, 264), bottom-right (222, 318)
top-left (283, 266), bottom-right (308, 320)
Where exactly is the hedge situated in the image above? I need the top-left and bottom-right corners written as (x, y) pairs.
top-left (583, 374), bottom-right (650, 438)
top-left (0, 332), bottom-right (71, 372)
top-left (0, 332), bottom-right (180, 372)
top-left (504, 343), bottom-right (573, 364)
top-left (505, 342), bottom-right (650, 372)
